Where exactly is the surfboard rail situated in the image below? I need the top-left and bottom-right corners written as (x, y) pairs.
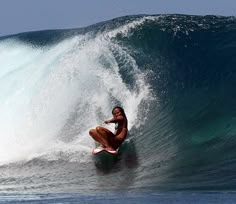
top-left (92, 147), bottom-right (119, 155)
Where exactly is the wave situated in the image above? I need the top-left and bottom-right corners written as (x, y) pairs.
top-left (0, 14), bottom-right (236, 192)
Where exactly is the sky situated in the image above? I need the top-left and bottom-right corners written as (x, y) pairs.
top-left (0, 0), bottom-right (235, 37)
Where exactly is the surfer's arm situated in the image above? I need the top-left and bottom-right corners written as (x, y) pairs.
top-left (104, 116), bottom-right (124, 124)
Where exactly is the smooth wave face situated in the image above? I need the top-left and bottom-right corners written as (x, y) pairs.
top-left (0, 14), bottom-right (236, 193)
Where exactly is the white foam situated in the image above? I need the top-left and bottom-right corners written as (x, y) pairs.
top-left (0, 20), bottom-right (153, 164)
top-left (103, 16), bottom-right (160, 39)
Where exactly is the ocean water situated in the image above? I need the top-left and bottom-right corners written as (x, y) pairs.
top-left (1, 192), bottom-right (236, 204)
top-left (0, 14), bottom-right (236, 203)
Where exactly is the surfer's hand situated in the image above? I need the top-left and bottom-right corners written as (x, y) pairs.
top-left (104, 120), bottom-right (110, 124)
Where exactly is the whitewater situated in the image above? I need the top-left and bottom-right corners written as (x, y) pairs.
top-left (0, 17), bottom-right (154, 165)
top-left (0, 14), bottom-right (236, 203)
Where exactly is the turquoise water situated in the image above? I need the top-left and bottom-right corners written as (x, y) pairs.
top-left (0, 14), bottom-right (236, 202)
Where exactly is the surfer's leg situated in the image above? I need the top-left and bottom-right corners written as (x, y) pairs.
top-left (96, 126), bottom-right (118, 151)
top-left (96, 126), bottom-right (114, 136)
top-left (89, 128), bottom-right (105, 146)
top-left (89, 127), bottom-right (111, 148)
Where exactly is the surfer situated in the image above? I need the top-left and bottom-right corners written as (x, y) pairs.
top-left (89, 106), bottom-right (128, 151)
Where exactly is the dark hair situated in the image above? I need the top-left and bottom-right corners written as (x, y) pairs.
top-left (112, 106), bottom-right (127, 119)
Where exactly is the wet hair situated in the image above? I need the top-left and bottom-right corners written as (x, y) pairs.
top-left (112, 106), bottom-right (127, 119)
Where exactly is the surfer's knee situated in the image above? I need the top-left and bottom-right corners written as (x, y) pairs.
top-left (89, 129), bottom-right (96, 136)
top-left (95, 126), bottom-right (103, 133)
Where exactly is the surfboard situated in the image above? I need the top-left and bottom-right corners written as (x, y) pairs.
top-left (92, 146), bottom-right (120, 170)
top-left (92, 147), bottom-right (119, 155)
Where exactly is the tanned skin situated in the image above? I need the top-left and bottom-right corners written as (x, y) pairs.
top-left (89, 106), bottom-right (128, 151)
